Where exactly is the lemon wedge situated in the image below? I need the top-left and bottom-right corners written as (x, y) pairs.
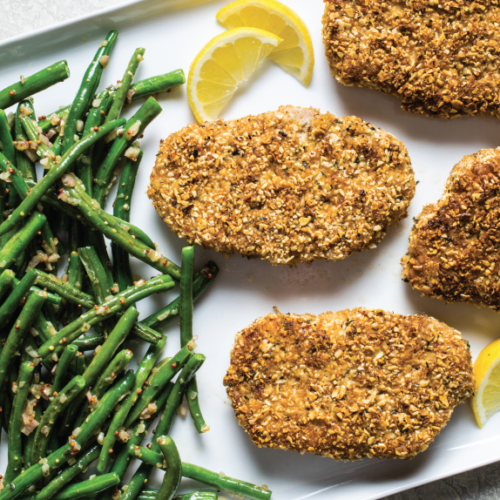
top-left (471, 338), bottom-right (500, 428)
top-left (187, 27), bottom-right (282, 123)
top-left (216, 0), bottom-right (314, 86)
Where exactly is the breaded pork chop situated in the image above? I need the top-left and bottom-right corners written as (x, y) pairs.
top-left (402, 148), bottom-right (500, 311)
top-left (148, 106), bottom-right (415, 265)
top-left (322, 0), bottom-right (500, 119)
top-left (224, 309), bottom-right (474, 461)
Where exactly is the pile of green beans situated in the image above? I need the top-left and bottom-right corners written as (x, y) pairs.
top-left (0, 29), bottom-right (271, 500)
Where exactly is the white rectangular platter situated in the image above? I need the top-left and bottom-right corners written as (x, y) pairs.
top-left (2, 0), bottom-right (500, 499)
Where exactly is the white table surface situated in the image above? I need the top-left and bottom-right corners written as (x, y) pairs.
top-left (1, 1), bottom-right (499, 499)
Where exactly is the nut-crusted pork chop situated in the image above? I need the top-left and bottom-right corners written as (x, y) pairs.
top-left (224, 309), bottom-right (474, 461)
top-left (322, 0), bottom-right (500, 119)
top-left (402, 148), bottom-right (500, 311)
top-left (148, 106), bottom-right (415, 265)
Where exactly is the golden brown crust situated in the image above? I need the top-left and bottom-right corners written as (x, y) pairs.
top-left (148, 106), bottom-right (415, 265)
top-left (322, 0), bottom-right (500, 118)
top-left (224, 309), bottom-right (474, 461)
top-left (402, 148), bottom-right (500, 311)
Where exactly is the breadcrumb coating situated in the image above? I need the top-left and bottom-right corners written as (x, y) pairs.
top-left (148, 106), bottom-right (415, 265)
top-left (322, 0), bottom-right (500, 118)
top-left (402, 148), bottom-right (500, 311)
top-left (224, 309), bottom-right (474, 461)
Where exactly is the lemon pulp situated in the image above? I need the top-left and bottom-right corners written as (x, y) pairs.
top-left (187, 27), bottom-right (282, 123)
top-left (216, 0), bottom-right (314, 86)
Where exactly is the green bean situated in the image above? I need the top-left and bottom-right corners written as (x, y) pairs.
top-left (0, 151), bottom-right (46, 252)
top-left (0, 109), bottom-right (16, 163)
top-left (113, 152), bottom-right (142, 222)
top-left (99, 385), bottom-right (173, 500)
top-left (157, 436), bottom-right (182, 500)
top-left (61, 175), bottom-right (181, 280)
top-left (51, 135), bottom-right (62, 155)
top-left (179, 247), bottom-right (207, 434)
top-left (76, 90), bottom-right (113, 195)
top-left (79, 246), bottom-right (113, 303)
top-left (12, 278), bottom-right (62, 306)
top-left (0, 190), bottom-right (5, 247)
top-left (35, 444), bottom-right (100, 500)
top-left (61, 31), bottom-right (118, 154)
top-left (31, 311), bottom-right (53, 343)
top-left (87, 229), bottom-right (115, 291)
top-left (107, 48), bottom-right (145, 122)
top-left (129, 70), bottom-right (186, 101)
top-left (0, 269), bottom-right (37, 328)
top-left (130, 322), bottom-right (163, 344)
top-left (0, 290), bottom-right (46, 400)
top-left (42, 301), bottom-right (58, 328)
top-left (186, 378), bottom-right (207, 434)
top-left (0, 269), bottom-right (15, 301)
top-left (66, 250), bottom-right (84, 323)
top-left (155, 265), bottom-right (222, 332)
top-left (5, 361), bottom-right (35, 482)
top-left (0, 150), bottom-right (28, 201)
top-left (97, 336), bottom-right (166, 473)
top-left (123, 345), bottom-right (192, 428)
top-left (126, 451), bottom-right (271, 500)
top-left (114, 385), bottom-right (177, 500)
top-left (21, 176), bottom-right (153, 250)
top-left (39, 275), bottom-right (173, 362)
top-left (0, 381), bottom-right (12, 433)
top-left (52, 344), bottom-right (79, 394)
top-left (21, 112), bottom-right (56, 163)
top-left (38, 105), bottom-right (70, 134)
top-left (113, 217), bottom-right (155, 250)
top-left (14, 102), bottom-right (37, 181)
top-left (93, 97), bottom-right (162, 206)
top-left (153, 354), bottom-right (205, 445)
top-left (74, 351), bottom-right (86, 376)
top-left (0, 211), bottom-right (47, 271)
top-left (0, 61), bottom-right (70, 110)
top-left (138, 492), bottom-right (217, 500)
top-left (31, 375), bottom-right (86, 464)
top-left (128, 444), bottom-right (166, 469)
top-left (61, 307), bottom-right (139, 432)
top-left (74, 370), bottom-right (135, 446)
top-left (22, 360), bottom-right (42, 468)
top-left (0, 117), bottom-right (126, 237)
top-left (71, 332), bottom-right (104, 351)
top-left (92, 348), bottom-right (134, 399)
top-left (182, 464), bottom-right (272, 500)
top-left (0, 370), bottom-right (132, 500)
top-left (40, 69), bottom-right (186, 128)
top-left (121, 357), bottom-right (202, 500)
top-left (1, 118), bottom-right (59, 261)
top-left (32, 268), bottom-right (95, 308)
top-left (53, 472), bottom-right (120, 500)
top-left (112, 150), bottom-right (142, 292)
top-left (180, 246), bottom-right (195, 348)
top-left (119, 460), bottom-right (153, 500)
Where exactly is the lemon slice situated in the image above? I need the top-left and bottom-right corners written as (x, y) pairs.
top-left (187, 27), bottom-right (282, 123)
top-left (471, 338), bottom-right (500, 428)
top-left (216, 0), bottom-right (314, 86)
